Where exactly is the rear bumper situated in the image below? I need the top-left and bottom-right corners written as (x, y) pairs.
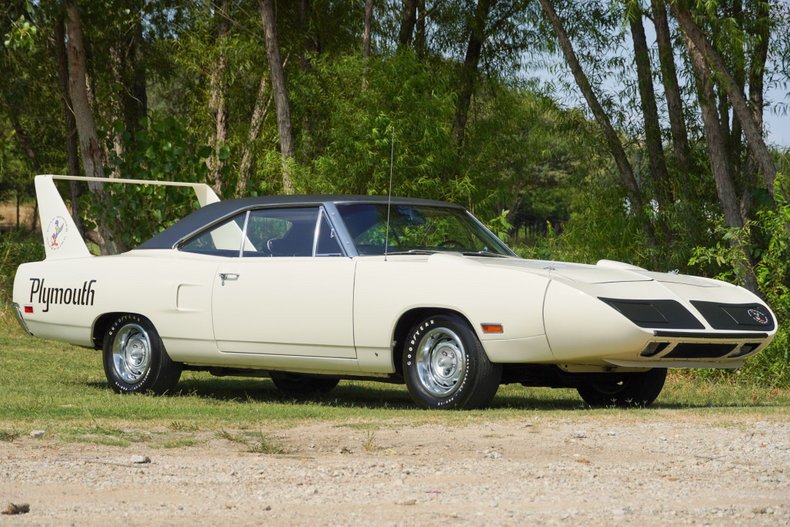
top-left (11, 303), bottom-right (32, 335)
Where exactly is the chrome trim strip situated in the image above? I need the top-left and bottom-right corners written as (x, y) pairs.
top-left (12, 303), bottom-right (32, 335)
top-left (653, 330), bottom-right (769, 339)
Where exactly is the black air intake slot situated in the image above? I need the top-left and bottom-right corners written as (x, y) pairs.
top-left (664, 343), bottom-right (738, 359)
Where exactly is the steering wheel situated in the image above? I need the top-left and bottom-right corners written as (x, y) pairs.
top-left (438, 239), bottom-right (464, 249)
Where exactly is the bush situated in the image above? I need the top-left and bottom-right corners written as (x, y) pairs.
top-left (0, 230), bottom-right (43, 306)
top-left (688, 177), bottom-right (790, 387)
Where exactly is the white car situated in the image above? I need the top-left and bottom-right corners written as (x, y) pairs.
top-left (12, 175), bottom-right (777, 409)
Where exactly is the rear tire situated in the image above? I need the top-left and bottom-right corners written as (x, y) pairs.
top-left (102, 314), bottom-right (182, 394)
top-left (403, 313), bottom-right (501, 409)
top-left (576, 369), bottom-right (667, 408)
top-left (270, 372), bottom-right (339, 396)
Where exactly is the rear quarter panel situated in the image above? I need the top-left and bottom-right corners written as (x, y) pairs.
top-left (13, 251), bottom-right (218, 355)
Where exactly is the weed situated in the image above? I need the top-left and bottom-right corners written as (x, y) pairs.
top-left (217, 429), bottom-right (247, 444)
top-left (0, 430), bottom-right (20, 442)
top-left (159, 437), bottom-right (199, 449)
top-left (169, 421), bottom-right (200, 432)
top-left (362, 430), bottom-right (377, 452)
top-left (247, 431), bottom-right (285, 454)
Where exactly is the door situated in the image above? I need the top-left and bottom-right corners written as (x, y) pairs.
top-left (206, 206), bottom-right (356, 358)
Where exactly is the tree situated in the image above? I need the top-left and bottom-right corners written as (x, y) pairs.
top-left (363, 0), bottom-right (373, 58)
top-left (670, 1), bottom-right (780, 201)
top-left (650, 0), bottom-right (691, 174)
top-left (537, 0), bottom-right (655, 243)
top-left (207, 0), bottom-right (231, 196)
top-left (64, 0), bottom-right (123, 254)
top-left (259, 0), bottom-right (295, 193)
top-left (398, 0), bottom-right (418, 48)
top-left (684, 30), bottom-right (759, 292)
top-left (452, 0), bottom-right (492, 147)
top-left (627, 0), bottom-right (672, 210)
top-left (53, 14), bottom-right (83, 235)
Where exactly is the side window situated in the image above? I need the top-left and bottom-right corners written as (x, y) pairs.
top-left (315, 211), bottom-right (343, 256)
top-left (180, 213), bottom-right (246, 256)
top-left (247, 207), bottom-right (318, 257)
top-left (180, 206), bottom-right (344, 258)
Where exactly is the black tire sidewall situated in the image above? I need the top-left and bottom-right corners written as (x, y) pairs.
top-left (102, 314), bottom-right (168, 394)
top-left (403, 314), bottom-right (486, 409)
top-left (577, 368), bottom-right (667, 408)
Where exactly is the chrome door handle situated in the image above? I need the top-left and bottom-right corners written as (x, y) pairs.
top-left (219, 273), bottom-right (239, 286)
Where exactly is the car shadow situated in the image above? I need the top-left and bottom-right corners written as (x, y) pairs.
top-left (85, 378), bottom-right (590, 411)
top-left (83, 378), bottom-right (782, 411)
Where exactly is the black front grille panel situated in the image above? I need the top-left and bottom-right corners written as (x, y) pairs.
top-left (599, 298), bottom-right (704, 329)
top-left (691, 301), bottom-right (775, 331)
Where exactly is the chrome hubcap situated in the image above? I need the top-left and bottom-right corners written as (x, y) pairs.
top-left (415, 327), bottom-right (466, 397)
top-left (112, 323), bottom-right (151, 384)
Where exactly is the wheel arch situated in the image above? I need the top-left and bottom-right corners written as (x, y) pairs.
top-left (391, 307), bottom-right (477, 377)
top-left (92, 312), bottom-right (149, 349)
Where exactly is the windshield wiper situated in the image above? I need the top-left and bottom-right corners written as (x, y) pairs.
top-left (385, 249), bottom-right (437, 255)
top-left (462, 250), bottom-right (507, 258)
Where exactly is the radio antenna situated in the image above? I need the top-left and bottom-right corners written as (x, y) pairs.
top-left (384, 126), bottom-right (395, 261)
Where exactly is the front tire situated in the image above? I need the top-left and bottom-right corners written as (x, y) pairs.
top-left (576, 368), bottom-right (667, 408)
top-left (403, 314), bottom-right (501, 409)
top-left (102, 314), bottom-right (182, 394)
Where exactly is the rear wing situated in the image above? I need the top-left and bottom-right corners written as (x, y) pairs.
top-left (35, 175), bottom-right (220, 260)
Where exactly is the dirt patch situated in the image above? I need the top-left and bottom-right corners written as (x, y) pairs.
top-left (1, 414), bottom-right (788, 526)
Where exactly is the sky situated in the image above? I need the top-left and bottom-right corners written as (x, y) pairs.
top-left (764, 86), bottom-right (790, 148)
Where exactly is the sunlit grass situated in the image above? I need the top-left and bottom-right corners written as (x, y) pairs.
top-left (1, 313), bottom-right (788, 442)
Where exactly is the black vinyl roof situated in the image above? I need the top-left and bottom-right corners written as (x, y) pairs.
top-left (137, 194), bottom-right (463, 250)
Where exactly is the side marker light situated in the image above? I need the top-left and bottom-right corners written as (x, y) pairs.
top-left (481, 323), bottom-right (504, 334)
top-left (24, 306), bottom-right (33, 314)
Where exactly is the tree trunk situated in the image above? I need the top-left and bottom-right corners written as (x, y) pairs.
top-left (64, 0), bottom-right (124, 254)
top-left (628, 3), bottom-right (672, 210)
top-left (538, 0), bottom-right (654, 243)
top-left (237, 72), bottom-right (273, 196)
top-left (363, 0), bottom-right (373, 58)
top-left (298, 0), bottom-right (317, 70)
top-left (259, 0), bottom-right (295, 193)
top-left (398, 0), bottom-right (417, 49)
top-left (208, 0), bottom-right (230, 196)
top-left (415, 0), bottom-right (427, 58)
top-left (685, 33), bottom-right (759, 293)
top-left (650, 0), bottom-right (690, 174)
top-left (54, 16), bottom-right (84, 236)
top-left (108, 43), bottom-right (125, 177)
top-left (741, 0), bottom-right (770, 217)
top-left (452, 0), bottom-right (492, 147)
top-left (747, 0), bottom-right (769, 133)
top-left (126, 4), bottom-right (148, 132)
top-left (671, 2), bottom-right (779, 200)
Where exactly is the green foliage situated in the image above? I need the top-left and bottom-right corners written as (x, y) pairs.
top-left (85, 116), bottom-right (214, 248)
top-left (688, 175), bottom-right (790, 386)
top-left (485, 209), bottom-right (513, 242)
top-left (0, 230), bottom-right (43, 305)
top-left (287, 52), bottom-right (461, 200)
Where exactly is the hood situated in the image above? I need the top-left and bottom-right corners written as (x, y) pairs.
top-left (459, 255), bottom-right (721, 288)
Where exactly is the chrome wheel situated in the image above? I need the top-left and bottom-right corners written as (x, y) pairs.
top-left (111, 323), bottom-right (152, 384)
top-left (414, 327), bottom-right (467, 398)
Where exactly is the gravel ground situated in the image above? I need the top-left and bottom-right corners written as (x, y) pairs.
top-left (1, 413), bottom-right (788, 526)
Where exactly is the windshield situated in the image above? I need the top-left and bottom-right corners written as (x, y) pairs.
top-left (336, 203), bottom-right (514, 256)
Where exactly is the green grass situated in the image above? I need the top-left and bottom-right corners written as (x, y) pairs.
top-left (1, 312), bottom-right (788, 443)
